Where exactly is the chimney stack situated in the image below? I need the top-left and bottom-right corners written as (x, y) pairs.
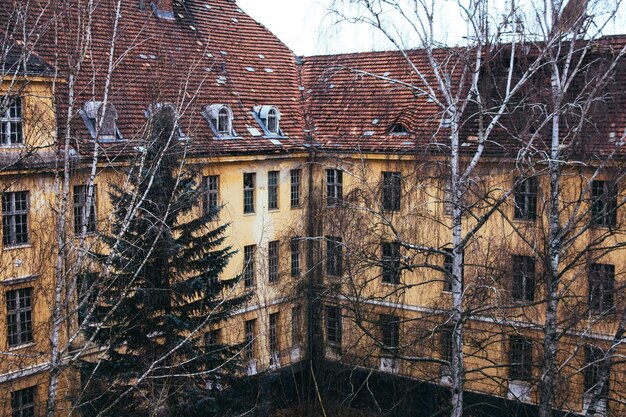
top-left (151, 0), bottom-right (175, 19)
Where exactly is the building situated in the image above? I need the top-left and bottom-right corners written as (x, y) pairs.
top-left (0, 0), bottom-right (624, 416)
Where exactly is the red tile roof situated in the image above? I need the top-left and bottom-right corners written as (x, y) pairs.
top-left (5, 0), bottom-right (308, 158)
top-left (300, 37), bottom-right (626, 158)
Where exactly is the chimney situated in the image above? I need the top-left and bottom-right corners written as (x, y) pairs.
top-left (151, 0), bottom-right (175, 20)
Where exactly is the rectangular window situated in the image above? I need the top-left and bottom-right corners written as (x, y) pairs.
top-left (2, 191), bottom-right (29, 246)
top-left (326, 169), bottom-right (343, 207)
top-left (290, 169), bottom-right (301, 208)
top-left (584, 345), bottom-right (609, 396)
top-left (205, 329), bottom-right (221, 346)
top-left (326, 236), bottom-right (343, 277)
top-left (509, 336), bottom-right (533, 381)
top-left (268, 171), bottom-right (279, 210)
top-left (1, 97), bottom-right (23, 146)
top-left (11, 386), bottom-right (35, 417)
top-left (443, 248), bottom-right (464, 292)
top-left (6, 287), bottom-right (33, 347)
top-left (380, 314), bottom-right (400, 350)
top-left (440, 326), bottom-right (453, 364)
top-left (76, 273), bottom-right (97, 326)
top-left (203, 175), bottom-right (219, 214)
top-left (268, 240), bottom-right (279, 283)
top-left (244, 319), bottom-right (256, 360)
top-left (291, 306), bottom-right (301, 346)
top-left (443, 178), bottom-right (454, 216)
top-left (326, 306), bottom-right (342, 346)
top-left (243, 173), bottom-right (255, 214)
top-left (243, 245), bottom-right (256, 288)
top-left (591, 180), bottom-right (617, 227)
top-left (382, 172), bottom-right (401, 211)
top-left (381, 241), bottom-right (401, 284)
top-left (514, 177), bottom-right (538, 220)
top-left (74, 185), bottom-right (97, 235)
top-left (269, 312), bottom-right (279, 355)
top-left (589, 263), bottom-right (615, 313)
top-left (290, 237), bottom-right (300, 278)
top-left (512, 255), bottom-right (535, 302)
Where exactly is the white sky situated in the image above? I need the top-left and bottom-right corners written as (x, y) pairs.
top-left (236, 0), bottom-right (626, 57)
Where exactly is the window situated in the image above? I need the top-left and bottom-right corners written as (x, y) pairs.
top-left (509, 336), bottom-right (533, 381)
top-left (269, 312), bottom-right (279, 355)
top-left (584, 345), bottom-right (609, 396)
top-left (268, 171), bottom-right (279, 210)
top-left (381, 242), bottom-right (401, 284)
top-left (591, 180), bottom-right (617, 227)
top-left (440, 326), bottom-right (453, 364)
top-left (382, 172), bottom-right (401, 211)
top-left (291, 306), bottom-right (301, 346)
top-left (290, 237), bottom-right (301, 278)
top-left (7, 287), bottom-right (33, 347)
top-left (326, 306), bottom-right (342, 346)
top-left (326, 236), bottom-right (343, 277)
top-left (0, 97), bottom-right (23, 146)
top-left (443, 248), bottom-right (464, 292)
top-left (205, 329), bottom-right (221, 346)
top-left (290, 169), bottom-right (301, 208)
top-left (443, 178), bottom-right (454, 216)
top-left (254, 105), bottom-right (281, 135)
top-left (74, 185), bottom-right (96, 235)
top-left (380, 314), bottom-right (400, 351)
top-left (443, 249), bottom-right (453, 291)
top-left (244, 319), bottom-right (256, 360)
top-left (268, 240), bottom-right (279, 283)
top-left (514, 177), bottom-right (538, 220)
top-left (589, 263), bottom-right (615, 313)
top-left (326, 169), bottom-right (343, 207)
top-left (81, 101), bottom-right (122, 141)
top-left (243, 245), bottom-right (256, 288)
top-left (2, 191), bottom-right (29, 247)
top-left (203, 175), bottom-right (219, 215)
top-left (11, 386), bottom-right (35, 417)
top-left (76, 273), bottom-right (97, 326)
top-left (389, 123), bottom-right (408, 134)
top-left (243, 173), bottom-right (255, 214)
top-left (204, 104), bottom-right (234, 137)
top-left (512, 255), bottom-right (535, 302)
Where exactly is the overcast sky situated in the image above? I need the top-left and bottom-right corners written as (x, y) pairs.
top-left (237, 0), bottom-right (626, 57)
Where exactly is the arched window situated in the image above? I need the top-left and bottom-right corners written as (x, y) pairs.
top-left (204, 104), bottom-right (234, 137)
top-left (390, 123), bottom-right (408, 134)
top-left (217, 108), bottom-right (230, 134)
top-left (254, 105), bottom-right (281, 135)
top-left (266, 108), bottom-right (279, 134)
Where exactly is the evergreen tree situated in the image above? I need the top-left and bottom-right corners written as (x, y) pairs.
top-left (79, 105), bottom-right (249, 417)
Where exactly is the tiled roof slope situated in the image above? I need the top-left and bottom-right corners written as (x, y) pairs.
top-left (300, 37), bottom-right (626, 158)
top-left (5, 0), bottom-right (307, 158)
top-left (0, 38), bottom-right (55, 77)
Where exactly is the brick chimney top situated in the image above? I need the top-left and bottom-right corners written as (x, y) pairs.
top-left (151, 0), bottom-right (175, 20)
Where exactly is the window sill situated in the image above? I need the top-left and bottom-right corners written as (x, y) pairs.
top-left (243, 212), bottom-right (256, 217)
top-left (0, 144), bottom-right (26, 150)
top-left (268, 208), bottom-right (280, 212)
top-left (8, 342), bottom-right (35, 352)
top-left (381, 281), bottom-right (401, 286)
top-left (290, 205), bottom-right (302, 210)
top-left (3, 243), bottom-right (31, 251)
top-left (513, 217), bottom-right (537, 223)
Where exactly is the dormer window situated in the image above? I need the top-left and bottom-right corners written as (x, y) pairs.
top-left (146, 103), bottom-right (188, 141)
top-left (80, 101), bottom-right (123, 142)
top-left (253, 105), bottom-right (282, 136)
top-left (389, 123), bottom-right (408, 135)
top-left (203, 104), bottom-right (235, 138)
